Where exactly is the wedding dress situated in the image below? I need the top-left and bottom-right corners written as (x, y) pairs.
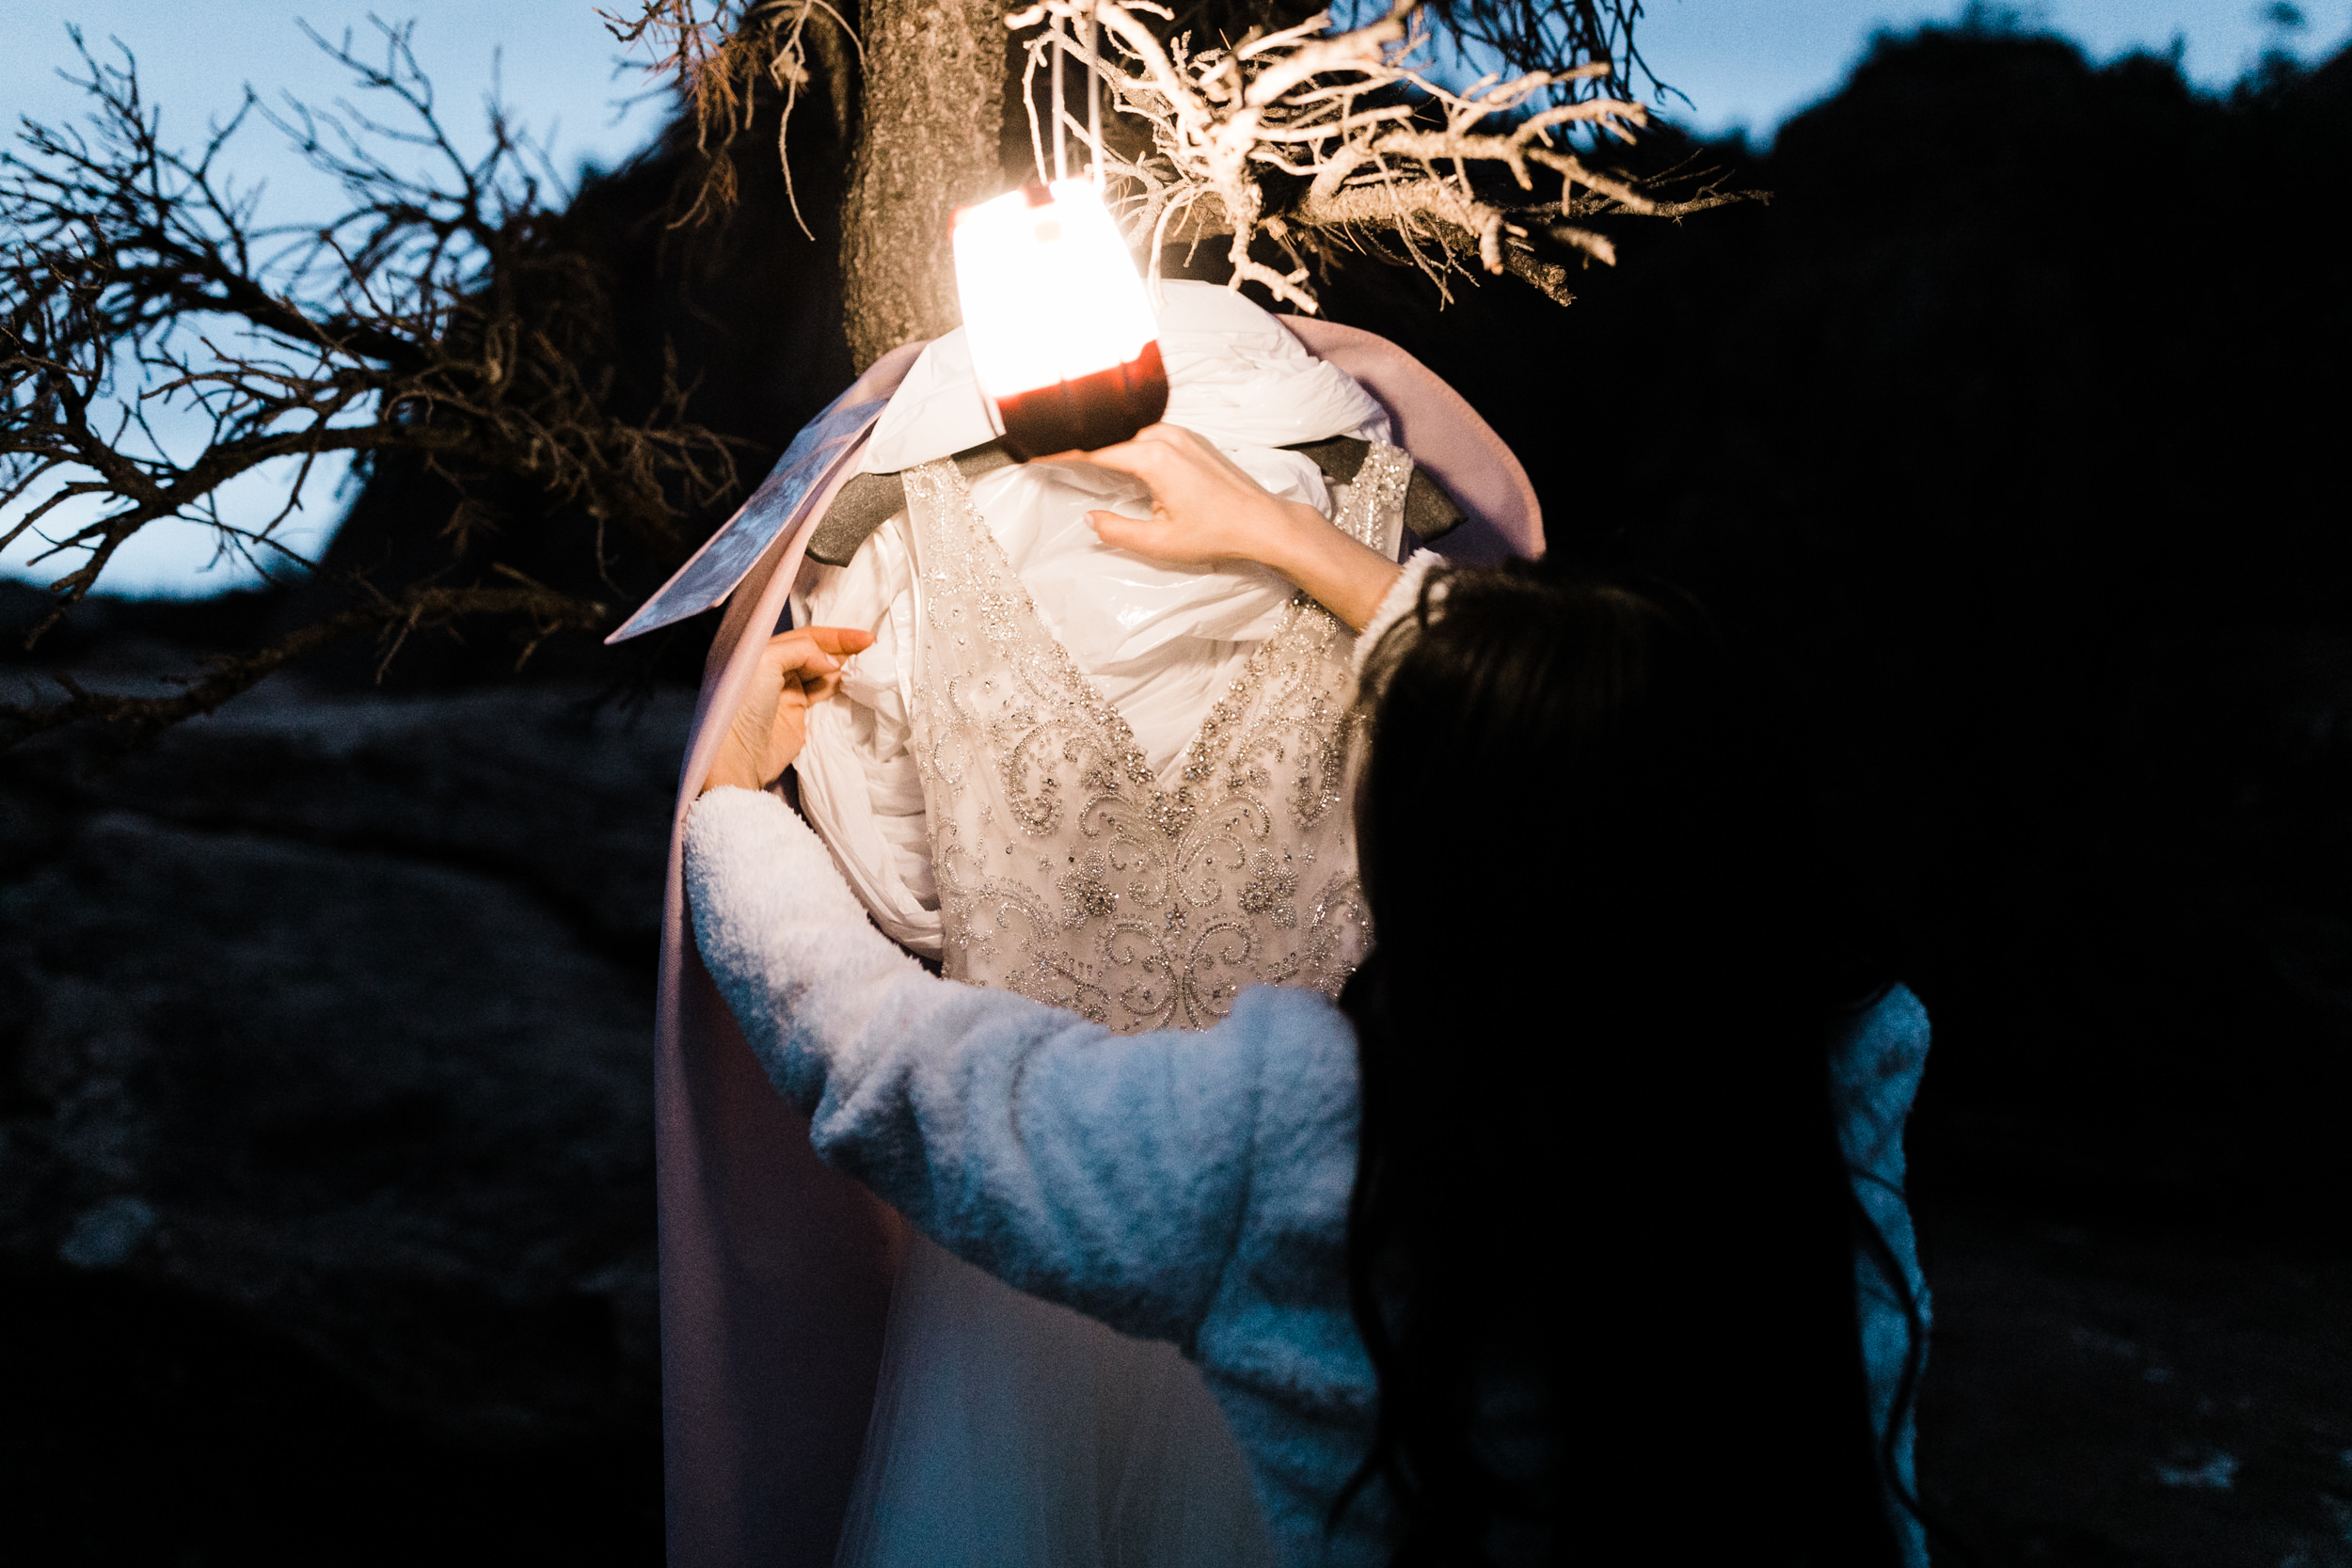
top-left (787, 282), bottom-right (1409, 1568)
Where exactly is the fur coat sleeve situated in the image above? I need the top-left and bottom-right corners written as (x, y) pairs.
top-left (682, 784), bottom-right (1362, 1353)
top-left (683, 783), bottom-right (1933, 1568)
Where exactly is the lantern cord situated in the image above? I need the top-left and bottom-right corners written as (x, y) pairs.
top-left (1085, 10), bottom-right (1103, 189)
top-left (1050, 16), bottom-right (1069, 184)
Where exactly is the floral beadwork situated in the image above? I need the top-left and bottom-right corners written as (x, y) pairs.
top-left (900, 451), bottom-right (1403, 1032)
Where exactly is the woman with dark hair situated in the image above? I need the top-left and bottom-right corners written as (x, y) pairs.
top-left (687, 426), bottom-right (1930, 1566)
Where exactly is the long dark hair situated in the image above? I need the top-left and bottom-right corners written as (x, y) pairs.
top-left (1336, 561), bottom-right (1909, 1566)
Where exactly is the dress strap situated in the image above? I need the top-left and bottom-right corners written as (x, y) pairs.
top-left (1334, 440), bottom-right (1413, 555)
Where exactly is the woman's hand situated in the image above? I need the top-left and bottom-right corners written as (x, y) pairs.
top-left (1059, 423), bottom-right (1404, 631)
top-left (701, 626), bottom-right (875, 796)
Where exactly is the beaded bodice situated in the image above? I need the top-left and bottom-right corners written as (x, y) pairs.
top-left (900, 449), bottom-right (1408, 1034)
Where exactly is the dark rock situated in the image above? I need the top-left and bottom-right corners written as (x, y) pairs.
top-left (0, 671), bottom-right (691, 1443)
top-left (0, 1256), bottom-right (663, 1566)
top-left (1917, 1211), bottom-right (2352, 1566)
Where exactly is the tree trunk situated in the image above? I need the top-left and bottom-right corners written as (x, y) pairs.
top-left (840, 0), bottom-right (1011, 370)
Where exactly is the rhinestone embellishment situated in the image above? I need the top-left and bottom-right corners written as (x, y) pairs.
top-left (899, 451), bottom-right (1404, 1032)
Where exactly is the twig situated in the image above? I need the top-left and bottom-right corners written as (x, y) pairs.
top-left (2, 22), bottom-right (744, 736)
top-left (1002, 2), bottom-right (1756, 312)
top-left (0, 578), bottom-right (609, 748)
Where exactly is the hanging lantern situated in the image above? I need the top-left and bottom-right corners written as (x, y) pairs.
top-left (952, 177), bottom-right (1168, 461)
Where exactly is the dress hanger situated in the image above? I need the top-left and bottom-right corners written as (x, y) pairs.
top-left (802, 439), bottom-right (1465, 569)
top-left (806, 444), bottom-right (1016, 566)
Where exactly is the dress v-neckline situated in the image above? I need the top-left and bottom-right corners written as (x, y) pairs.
top-left (924, 457), bottom-right (1312, 792)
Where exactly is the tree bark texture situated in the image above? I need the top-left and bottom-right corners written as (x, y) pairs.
top-left (841, 0), bottom-right (1011, 370)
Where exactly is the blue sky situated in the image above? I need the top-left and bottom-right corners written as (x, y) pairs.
top-left (6, 0), bottom-right (2346, 597)
top-left (3, 0), bottom-right (668, 600)
top-left (1637, 0), bottom-right (2347, 136)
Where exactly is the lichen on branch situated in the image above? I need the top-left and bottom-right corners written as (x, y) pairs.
top-left (1008, 0), bottom-right (1759, 309)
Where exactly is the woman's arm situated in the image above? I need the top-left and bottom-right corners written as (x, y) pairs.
top-left (706, 430), bottom-right (1408, 791)
top-left (683, 784), bottom-right (1359, 1347)
top-left (1064, 424), bottom-right (1406, 631)
top-left (1832, 986), bottom-right (1934, 1562)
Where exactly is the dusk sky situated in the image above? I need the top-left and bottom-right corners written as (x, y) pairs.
top-left (7, 0), bottom-right (2345, 595)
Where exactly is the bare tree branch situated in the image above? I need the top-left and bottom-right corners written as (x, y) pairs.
top-left (1, 21), bottom-right (748, 740)
top-left (0, 575), bottom-right (610, 746)
top-left (1421, 0), bottom-right (1676, 110)
top-left (599, 0), bottom-right (862, 233)
top-left (1005, 1), bottom-right (1763, 311)
top-left (593, 0), bottom-right (1752, 316)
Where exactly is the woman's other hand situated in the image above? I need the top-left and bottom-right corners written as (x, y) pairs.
top-left (1061, 423), bottom-right (1404, 631)
top-left (701, 626), bottom-right (875, 796)
top-left (1065, 424), bottom-right (1301, 565)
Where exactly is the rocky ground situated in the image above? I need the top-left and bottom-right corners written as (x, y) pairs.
top-left (1, 603), bottom-right (684, 1562)
top-left (1915, 1215), bottom-right (2352, 1566)
top-left (2, 604), bottom-right (2345, 1565)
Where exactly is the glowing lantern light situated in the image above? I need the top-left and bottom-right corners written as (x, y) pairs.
top-left (952, 178), bottom-right (1168, 461)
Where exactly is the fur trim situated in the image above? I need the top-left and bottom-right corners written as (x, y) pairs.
top-left (682, 786), bottom-right (928, 1108)
top-left (1351, 549), bottom-right (1444, 682)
